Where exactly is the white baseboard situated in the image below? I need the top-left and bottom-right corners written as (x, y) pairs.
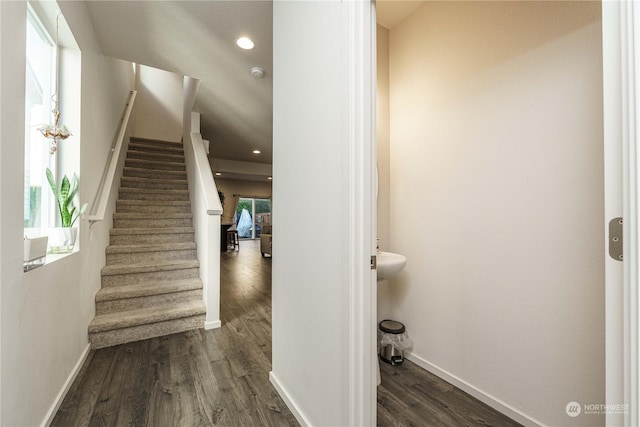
top-left (405, 352), bottom-right (546, 427)
top-left (204, 320), bottom-right (221, 330)
top-left (41, 343), bottom-right (91, 427)
top-left (269, 371), bottom-right (312, 427)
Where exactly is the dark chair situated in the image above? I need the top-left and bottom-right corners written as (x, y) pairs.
top-left (227, 229), bottom-right (239, 251)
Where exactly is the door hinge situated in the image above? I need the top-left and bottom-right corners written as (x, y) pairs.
top-left (371, 255), bottom-right (377, 270)
top-left (609, 217), bottom-right (623, 262)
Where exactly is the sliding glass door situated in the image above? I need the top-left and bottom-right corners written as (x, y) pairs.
top-left (236, 197), bottom-right (271, 239)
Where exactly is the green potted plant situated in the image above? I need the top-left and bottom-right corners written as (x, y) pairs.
top-left (46, 168), bottom-right (87, 253)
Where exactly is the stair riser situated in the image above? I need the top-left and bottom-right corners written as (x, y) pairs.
top-left (120, 179), bottom-right (188, 191)
top-left (118, 191), bottom-right (189, 202)
top-left (129, 143), bottom-right (184, 156)
top-left (110, 233), bottom-right (194, 245)
top-left (125, 158), bottom-right (186, 171)
top-left (95, 289), bottom-right (203, 315)
top-left (107, 249), bottom-right (197, 265)
top-left (116, 204), bottom-right (191, 214)
top-left (123, 168), bottom-right (187, 180)
top-left (127, 151), bottom-right (185, 163)
top-left (113, 218), bottom-right (193, 228)
top-left (102, 267), bottom-right (200, 287)
top-left (130, 139), bottom-right (184, 150)
top-left (89, 314), bottom-right (204, 349)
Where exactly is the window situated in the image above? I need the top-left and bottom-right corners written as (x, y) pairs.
top-left (236, 197), bottom-right (271, 239)
top-left (24, 7), bottom-right (55, 230)
top-left (23, 7), bottom-right (82, 270)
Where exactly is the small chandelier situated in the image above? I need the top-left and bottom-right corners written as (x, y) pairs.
top-left (38, 104), bottom-right (71, 155)
top-left (38, 13), bottom-right (71, 155)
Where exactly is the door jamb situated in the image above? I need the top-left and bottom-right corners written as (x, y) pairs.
top-left (603, 2), bottom-right (638, 426)
top-left (343, 0), bottom-right (377, 425)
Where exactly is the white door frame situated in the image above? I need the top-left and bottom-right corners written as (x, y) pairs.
top-left (344, 0), bottom-right (377, 425)
top-left (603, 2), bottom-right (638, 426)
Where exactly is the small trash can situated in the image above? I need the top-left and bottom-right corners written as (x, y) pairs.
top-left (378, 319), bottom-right (412, 366)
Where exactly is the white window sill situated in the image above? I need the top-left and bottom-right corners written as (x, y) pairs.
top-left (23, 249), bottom-right (78, 272)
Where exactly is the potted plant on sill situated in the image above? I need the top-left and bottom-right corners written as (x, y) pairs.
top-left (46, 168), bottom-right (87, 253)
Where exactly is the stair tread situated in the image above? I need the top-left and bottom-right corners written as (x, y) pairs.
top-left (130, 137), bottom-right (183, 146)
top-left (102, 259), bottom-right (199, 276)
top-left (129, 142), bottom-right (184, 155)
top-left (89, 300), bottom-right (206, 333)
top-left (126, 158), bottom-right (185, 166)
top-left (110, 227), bottom-right (194, 235)
top-left (129, 141), bottom-right (184, 147)
top-left (127, 150), bottom-right (185, 161)
top-left (121, 176), bottom-right (187, 184)
top-left (112, 212), bottom-right (192, 219)
top-left (106, 242), bottom-right (196, 254)
top-left (91, 135), bottom-right (203, 348)
top-left (95, 278), bottom-right (202, 302)
top-left (128, 146), bottom-right (184, 153)
top-left (120, 187), bottom-right (188, 194)
top-left (117, 199), bottom-right (190, 206)
top-left (123, 166), bottom-right (186, 175)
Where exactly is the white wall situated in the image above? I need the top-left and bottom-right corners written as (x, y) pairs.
top-left (134, 64), bottom-right (183, 142)
top-left (214, 178), bottom-right (272, 200)
top-left (209, 158), bottom-right (273, 183)
top-left (376, 25), bottom-right (391, 256)
top-left (271, 1), bottom-right (375, 425)
top-left (376, 25), bottom-right (395, 322)
top-left (381, 2), bottom-right (604, 426)
top-left (272, 5), bottom-right (347, 421)
top-left (0, 1), bottom-right (135, 425)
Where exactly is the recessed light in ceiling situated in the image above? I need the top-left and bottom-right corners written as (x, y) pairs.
top-left (236, 37), bottom-right (254, 50)
top-left (267, 177), bottom-right (273, 180)
top-left (252, 149), bottom-right (261, 154)
top-left (215, 172), bottom-right (222, 176)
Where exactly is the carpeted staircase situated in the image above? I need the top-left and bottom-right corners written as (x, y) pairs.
top-left (88, 137), bottom-right (206, 349)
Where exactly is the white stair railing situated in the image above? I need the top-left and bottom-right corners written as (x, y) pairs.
top-left (183, 76), bottom-right (224, 330)
top-left (184, 129), bottom-right (223, 330)
top-left (86, 90), bottom-right (137, 224)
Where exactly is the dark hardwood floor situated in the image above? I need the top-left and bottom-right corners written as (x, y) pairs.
top-left (53, 239), bottom-right (521, 427)
top-left (377, 359), bottom-right (523, 427)
top-left (51, 240), bottom-right (297, 427)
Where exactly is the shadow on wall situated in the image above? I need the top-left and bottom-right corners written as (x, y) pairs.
top-left (396, 1), bottom-right (602, 91)
top-left (133, 64), bottom-right (183, 142)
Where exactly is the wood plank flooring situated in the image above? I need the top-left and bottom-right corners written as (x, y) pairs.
top-left (378, 359), bottom-right (523, 427)
top-left (52, 240), bottom-right (297, 427)
top-left (53, 239), bottom-right (522, 427)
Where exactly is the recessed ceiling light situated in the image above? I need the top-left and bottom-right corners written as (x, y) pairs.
top-left (215, 172), bottom-right (222, 176)
top-left (252, 149), bottom-right (261, 154)
top-left (236, 37), bottom-right (254, 50)
top-left (267, 177), bottom-right (273, 180)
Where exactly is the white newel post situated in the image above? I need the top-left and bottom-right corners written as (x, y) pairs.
top-left (183, 93), bottom-right (223, 329)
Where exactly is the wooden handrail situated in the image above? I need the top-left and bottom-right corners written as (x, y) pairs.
top-left (85, 90), bottom-right (137, 224)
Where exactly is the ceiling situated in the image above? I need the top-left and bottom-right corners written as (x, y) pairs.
top-left (85, 0), bottom-right (273, 166)
top-left (377, 1), bottom-right (425, 30)
top-left (85, 1), bottom-right (422, 171)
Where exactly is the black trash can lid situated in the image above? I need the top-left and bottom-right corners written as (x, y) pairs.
top-left (379, 319), bottom-right (405, 334)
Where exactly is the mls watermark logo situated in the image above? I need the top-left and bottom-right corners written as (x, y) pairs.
top-left (565, 401), bottom-right (581, 417)
top-left (566, 400), bottom-right (629, 417)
